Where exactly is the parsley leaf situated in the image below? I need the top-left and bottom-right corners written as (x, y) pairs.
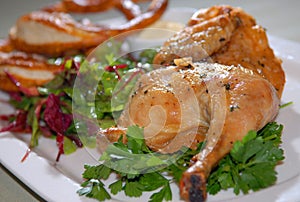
top-left (108, 179), bottom-right (122, 195)
top-left (82, 164), bottom-right (111, 180)
top-left (78, 125), bottom-right (204, 201)
top-left (78, 123), bottom-right (284, 201)
top-left (149, 182), bottom-right (172, 202)
top-left (77, 179), bottom-right (111, 201)
top-left (207, 122), bottom-right (284, 195)
top-left (124, 181), bottom-right (144, 197)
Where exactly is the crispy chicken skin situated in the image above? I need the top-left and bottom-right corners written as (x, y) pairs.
top-left (211, 24), bottom-right (284, 98)
top-left (153, 6), bottom-right (242, 65)
top-left (153, 5), bottom-right (285, 98)
top-left (116, 61), bottom-right (280, 201)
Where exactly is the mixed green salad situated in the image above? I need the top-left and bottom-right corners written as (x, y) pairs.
top-left (0, 46), bottom-right (155, 161)
top-left (0, 47), bottom-right (286, 201)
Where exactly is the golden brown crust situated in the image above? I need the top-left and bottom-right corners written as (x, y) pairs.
top-left (153, 5), bottom-right (285, 98)
top-left (9, 31), bottom-right (103, 57)
top-left (211, 24), bottom-right (285, 97)
top-left (9, 0), bottom-right (168, 57)
top-left (0, 51), bottom-right (60, 71)
top-left (0, 74), bottom-right (50, 92)
top-left (43, 0), bottom-right (143, 21)
top-left (0, 39), bottom-right (14, 53)
top-left (9, 11), bottom-right (109, 56)
top-left (0, 51), bottom-right (61, 92)
top-left (43, 0), bottom-right (115, 13)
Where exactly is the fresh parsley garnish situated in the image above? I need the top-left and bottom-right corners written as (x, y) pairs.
top-left (77, 125), bottom-right (203, 201)
top-left (207, 122), bottom-right (284, 195)
top-left (78, 122), bottom-right (284, 201)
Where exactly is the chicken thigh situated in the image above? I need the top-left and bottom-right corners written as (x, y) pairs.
top-left (116, 60), bottom-right (280, 201)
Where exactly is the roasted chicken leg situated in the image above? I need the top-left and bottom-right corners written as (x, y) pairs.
top-left (97, 5), bottom-right (285, 202)
top-left (116, 60), bottom-right (280, 201)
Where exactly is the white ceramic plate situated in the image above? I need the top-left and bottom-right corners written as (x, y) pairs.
top-left (1, 9), bottom-right (300, 202)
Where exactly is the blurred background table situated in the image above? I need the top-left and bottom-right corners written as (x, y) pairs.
top-left (1, 0), bottom-right (299, 201)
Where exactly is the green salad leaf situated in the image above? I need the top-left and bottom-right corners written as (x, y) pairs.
top-left (0, 49), bottom-right (157, 160)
